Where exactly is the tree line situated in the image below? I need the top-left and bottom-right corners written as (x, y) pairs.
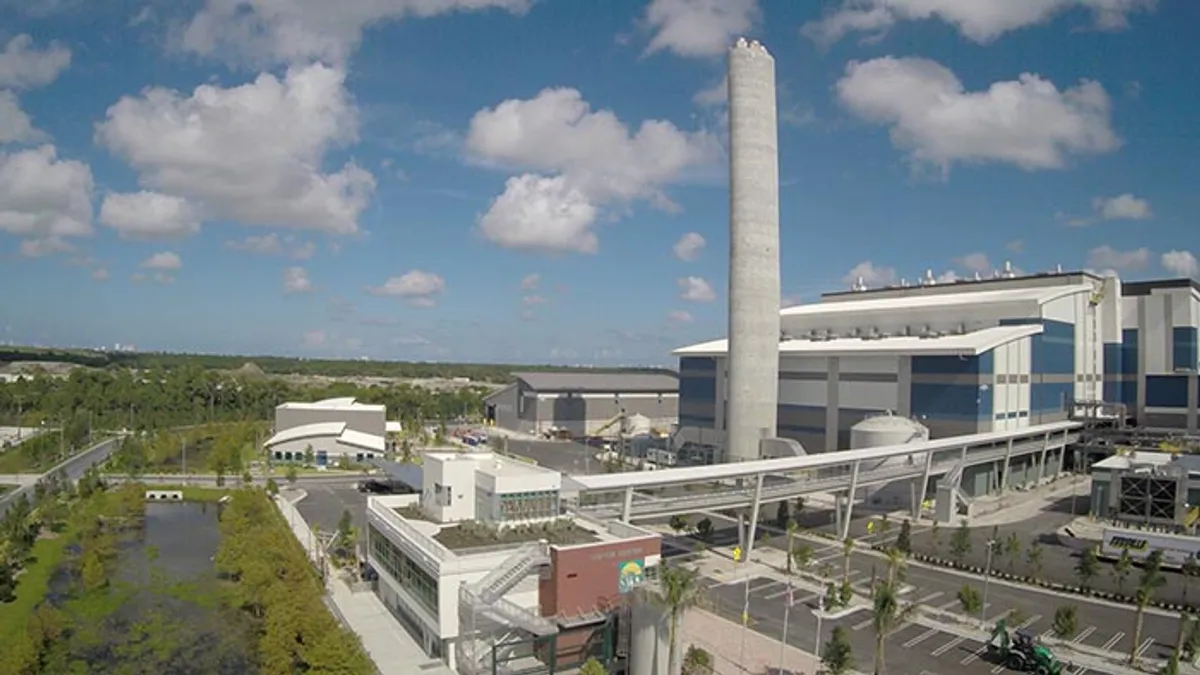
top-left (215, 489), bottom-right (374, 673)
top-left (0, 364), bottom-right (490, 433)
top-left (0, 346), bottom-right (674, 383)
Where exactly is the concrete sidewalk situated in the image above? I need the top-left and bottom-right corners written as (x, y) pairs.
top-left (275, 489), bottom-right (453, 675)
top-left (682, 609), bottom-right (831, 675)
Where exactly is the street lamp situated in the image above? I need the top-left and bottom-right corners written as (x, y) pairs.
top-left (813, 596), bottom-right (825, 660)
top-left (981, 537), bottom-right (999, 626)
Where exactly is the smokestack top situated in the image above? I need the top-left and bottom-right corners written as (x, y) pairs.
top-left (731, 37), bottom-right (771, 56)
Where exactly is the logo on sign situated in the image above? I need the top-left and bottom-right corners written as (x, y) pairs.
top-left (1109, 536), bottom-right (1148, 550)
top-left (618, 559), bottom-right (646, 594)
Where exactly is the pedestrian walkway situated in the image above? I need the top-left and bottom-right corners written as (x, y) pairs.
top-left (275, 490), bottom-right (453, 675)
top-left (681, 609), bottom-right (834, 675)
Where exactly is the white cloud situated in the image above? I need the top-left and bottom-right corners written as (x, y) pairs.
top-left (678, 276), bottom-right (716, 302)
top-left (1093, 193), bottom-right (1152, 220)
top-left (0, 90), bottom-right (45, 144)
top-left (0, 35), bottom-right (71, 89)
top-left (667, 309), bottom-right (694, 323)
top-left (1006, 239), bottom-right (1025, 254)
top-left (802, 0), bottom-right (1155, 48)
top-left (91, 267), bottom-right (110, 281)
top-left (642, 0), bottom-right (759, 59)
top-left (18, 235), bottom-right (74, 258)
top-left (673, 231), bottom-right (706, 261)
top-left (141, 251), bottom-right (182, 271)
top-left (224, 233), bottom-right (315, 259)
top-left (0, 145), bottom-right (94, 255)
top-left (465, 87), bottom-right (718, 254)
top-left (282, 266), bottom-right (313, 293)
top-left (1088, 245), bottom-right (1150, 271)
top-left (96, 63), bottom-right (375, 236)
top-left (302, 330), bottom-right (327, 348)
top-left (477, 174), bottom-right (599, 254)
top-left (520, 273), bottom-right (540, 290)
top-left (955, 252), bottom-right (992, 274)
top-left (842, 260), bottom-right (896, 288)
top-left (693, 79), bottom-right (727, 107)
top-left (836, 57), bottom-right (1119, 175)
top-left (521, 294), bottom-right (546, 306)
top-left (178, 0), bottom-right (533, 67)
top-left (1162, 250), bottom-right (1199, 278)
top-left (99, 191), bottom-right (201, 240)
top-left (369, 269), bottom-right (446, 307)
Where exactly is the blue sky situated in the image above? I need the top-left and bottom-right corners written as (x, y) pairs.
top-left (0, 0), bottom-right (1196, 366)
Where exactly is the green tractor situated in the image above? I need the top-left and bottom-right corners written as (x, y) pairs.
top-left (988, 618), bottom-right (1065, 675)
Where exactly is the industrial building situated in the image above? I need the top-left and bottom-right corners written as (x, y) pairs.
top-left (265, 397), bottom-right (400, 464)
top-left (365, 451), bottom-right (665, 674)
top-left (676, 271), bottom-right (1200, 463)
top-left (483, 371), bottom-right (678, 438)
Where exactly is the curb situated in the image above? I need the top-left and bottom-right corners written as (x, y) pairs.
top-left (874, 544), bottom-right (1193, 618)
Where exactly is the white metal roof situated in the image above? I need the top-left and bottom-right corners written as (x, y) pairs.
top-left (674, 324), bottom-right (1043, 358)
top-left (265, 422), bottom-right (347, 446)
top-left (276, 397), bottom-right (386, 411)
top-left (563, 420), bottom-right (1081, 492)
top-left (338, 428), bottom-right (387, 453)
top-left (385, 421), bottom-right (403, 433)
top-left (779, 284), bottom-right (1091, 317)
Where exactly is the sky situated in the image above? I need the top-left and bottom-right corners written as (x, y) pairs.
top-left (0, 0), bottom-right (1197, 366)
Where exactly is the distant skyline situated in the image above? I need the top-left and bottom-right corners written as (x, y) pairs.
top-left (1, 0), bottom-right (1197, 366)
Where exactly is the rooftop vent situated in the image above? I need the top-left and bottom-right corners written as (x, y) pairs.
top-left (920, 269), bottom-right (937, 286)
top-left (1055, 263), bottom-right (1064, 274)
top-left (851, 276), bottom-right (868, 292)
top-left (954, 323), bottom-right (967, 335)
top-left (1001, 261), bottom-right (1017, 279)
top-left (900, 278), bottom-right (909, 287)
top-left (974, 271), bottom-right (982, 281)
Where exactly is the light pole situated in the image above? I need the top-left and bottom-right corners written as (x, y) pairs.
top-left (981, 538), bottom-right (998, 626)
top-left (813, 597), bottom-right (825, 660)
top-left (778, 575), bottom-right (793, 671)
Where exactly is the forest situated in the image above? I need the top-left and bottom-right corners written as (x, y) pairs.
top-left (0, 345), bottom-right (669, 382)
top-left (0, 477), bottom-right (372, 674)
top-left (0, 365), bottom-right (489, 472)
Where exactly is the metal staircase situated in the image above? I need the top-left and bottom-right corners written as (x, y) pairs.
top-left (457, 540), bottom-right (557, 675)
top-left (475, 541), bottom-right (549, 604)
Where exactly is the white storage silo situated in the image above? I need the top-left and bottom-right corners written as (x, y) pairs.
top-left (629, 594), bottom-right (671, 675)
top-left (850, 412), bottom-right (930, 506)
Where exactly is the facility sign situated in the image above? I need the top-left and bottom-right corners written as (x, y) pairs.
top-left (618, 558), bottom-right (646, 594)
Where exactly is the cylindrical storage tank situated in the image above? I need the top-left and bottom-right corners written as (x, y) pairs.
top-left (850, 412), bottom-right (930, 450)
top-left (629, 594), bottom-right (671, 675)
top-left (850, 413), bottom-right (931, 505)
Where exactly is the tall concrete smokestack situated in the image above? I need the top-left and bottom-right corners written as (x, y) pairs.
top-left (725, 38), bottom-right (781, 463)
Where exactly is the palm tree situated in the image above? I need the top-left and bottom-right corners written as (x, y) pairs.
top-left (1130, 550), bottom-right (1166, 665)
top-left (640, 564), bottom-right (707, 675)
top-left (871, 577), bottom-right (918, 674)
top-left (884, 546), bottom-right (907, 585)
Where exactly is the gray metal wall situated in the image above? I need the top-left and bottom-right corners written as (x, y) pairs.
top-left (274, 407), bottom-right (385, 437)
top-left (485, 384), bottom-right (524, 433)
top-left (533, 394), bottom-right (678, 437)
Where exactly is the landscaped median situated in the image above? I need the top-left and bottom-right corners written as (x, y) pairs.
top-left (877, 543), bottom-right (1200, 614)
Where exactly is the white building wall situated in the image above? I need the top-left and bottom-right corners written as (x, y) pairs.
top-left (838, 382), bottom-right (898, 410)
top-left (1144, 293), bottom-right (1171, 374)
top-left (838, 355), bottom-right (899, 374)
top-left (268, 435), bottom-right (346, 457)
top-left (489, 469), bottom-right (561, 494)
top-left (991, 336), bottom-right (1032, 431)
top-left (424, 455), bottom-right (478, 523)
top-left (778, 378), bottom-right (826, 408)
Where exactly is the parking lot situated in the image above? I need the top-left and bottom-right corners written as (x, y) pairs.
top-left (505, 438), bottom-right (605, 474)
top-left (293, 479), bottom-right (369, 542)
top-left (703, 569), bottom-right (1156, 675)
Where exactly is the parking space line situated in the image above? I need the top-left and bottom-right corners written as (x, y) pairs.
top-left (1136, 637), bottom-right (1154, 657)
top-left (903, 628), bottom-right (940, 648)
top-left (960, 644), bottom-right (987, 665)
top-left (1101, 631), bottom-right (1125, 650)
top-left (1070, 668), bottom-right (1090, 675)
top-left (749, 579), bottom-right (781, 593)
top-left (991, 662), bottom-right (1006, 674)
top-left (1071, 626), bottom-right (1096, 644)
top-left (915, 591), bottom-right (944, 605)
top-left (852, 616), bottom-right (874, 631)
top-left (930, 636), bottom-right (965, 657)
top-left (1016, 614), bottom-right (1041, 630)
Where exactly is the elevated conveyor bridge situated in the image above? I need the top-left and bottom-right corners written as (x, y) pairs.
top-left (564, 421), bottom-right (1080, 557)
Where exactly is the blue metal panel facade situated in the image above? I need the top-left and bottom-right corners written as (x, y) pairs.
top-left (1174, 327), bottom-right (1198, 371)
top-left (678, 357), bottom-right (716, 427)
top-left (1121, 329), bottom-right (1139, 374)
top-left (909, 352), bottom-right (994, 424)
top-left (1001, 318), bottom-right (1075, 416)
top-left (1103, 343), bottom-right (1121, 402)
top-left (1146, 375), bottom-right (1189, 408)
top-left (911, 352), bottom-right (992, 375)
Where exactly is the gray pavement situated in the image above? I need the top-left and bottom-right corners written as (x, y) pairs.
top-left (505, 438), bottom-right (605, 475)
top-left (0, 436), bottom-right (122, 518)
top-left (295, 481), bottom-right (369, 541)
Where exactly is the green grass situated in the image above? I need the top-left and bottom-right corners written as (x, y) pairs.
top-left (0, 484), bottom-right (16, 496)
top-left (0, 532), bottom-right (72, 643)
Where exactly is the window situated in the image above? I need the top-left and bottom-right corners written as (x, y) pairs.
top-left (368, 525), bottom-right (439, 614)
top-left (496, 490), bottom-right (560, 522)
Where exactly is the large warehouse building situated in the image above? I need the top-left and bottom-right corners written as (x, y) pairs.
top-left (676, 271), bottom-right (1199, 459)
top-left (265, 397), bottom-right (399, 465)
top-left (483, 371), bottom-right (679, 438)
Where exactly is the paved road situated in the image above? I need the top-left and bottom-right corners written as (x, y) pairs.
top-left (294, 482), bottom-right (370, 543)
top-left (0, 437), bottom-right (123, 518)
top-left (505, 438), bottom-right (606, 475)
